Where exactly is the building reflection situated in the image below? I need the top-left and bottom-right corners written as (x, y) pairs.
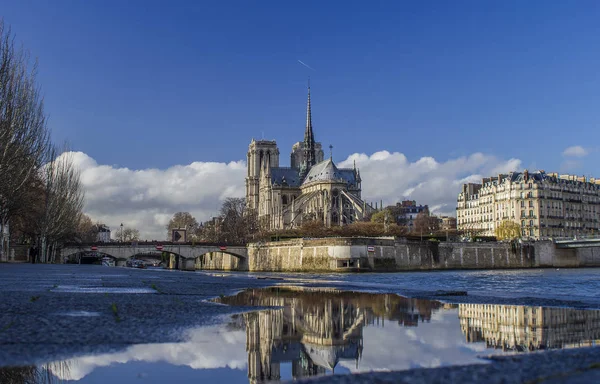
top-left (459, 303), bottom-right (600, 351)
top-left (218, 287), bottom-right (441, 383)
top-left (0, 361), bottom-right (70, 384)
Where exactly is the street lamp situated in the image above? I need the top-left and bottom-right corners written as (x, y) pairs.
top-left (120, 223), bottom-right (124, 242)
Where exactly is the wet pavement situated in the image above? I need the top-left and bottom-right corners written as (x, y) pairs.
top-left (1, 264), bottom-right (600, 383)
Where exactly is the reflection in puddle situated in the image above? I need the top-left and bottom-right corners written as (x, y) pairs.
top-left (52, 285), bottom-right (156, 294)
top-left (460, 303), bottom-right (600, 351)
top-left (56, 311), bottom-right (102, 317)
top-left (1, 287), bottom-right (599, 383)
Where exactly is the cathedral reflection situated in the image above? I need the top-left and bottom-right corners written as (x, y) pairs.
top-left (459, 303), bottom-right (600, 351)
top-left (218, 287), bottom-right (441, 383)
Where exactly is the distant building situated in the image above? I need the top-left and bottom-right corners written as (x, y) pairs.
top-left (388, 200), bottom-right (429, 231)
top-left (439, 216), bottom-right (457, 231)
top-left (96, 224), bottom-right (111, 242)
top-left (456, 170), bottom-right (600, 239)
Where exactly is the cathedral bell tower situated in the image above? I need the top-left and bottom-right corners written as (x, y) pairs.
top-left (246, 139), bottom-right (279, 211)
top-left (299, 82), bottom-right (317, 179)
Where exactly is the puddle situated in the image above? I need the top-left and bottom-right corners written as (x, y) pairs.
top-left (56, 311), bottom-right (102, 317)
top-left (2, 287), bottom-right (599, 383)
top-left (52, 285), bottom-right (156, 294)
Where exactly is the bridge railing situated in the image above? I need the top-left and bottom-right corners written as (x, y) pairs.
top-left (552, 235), bottom-right (600, 243)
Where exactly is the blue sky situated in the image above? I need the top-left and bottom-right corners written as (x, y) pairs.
top-left (3, 1), bottom-right (600, 237)
top-left (3, 0), bottom-right (599, 172)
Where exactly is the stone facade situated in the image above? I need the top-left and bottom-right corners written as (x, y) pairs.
top-left (245, 85), bottom-right (375, 231)
top-left (457, 170), bottom-right (600, 239)
top-left (241, 238), bottom-right (537, 272)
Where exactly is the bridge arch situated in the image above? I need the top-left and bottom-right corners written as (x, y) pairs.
top-left (195, 250), bottom-right (247, 271)
top-left (64, 250), bottom-right (119, 264)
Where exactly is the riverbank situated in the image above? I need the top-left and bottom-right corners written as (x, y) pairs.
top-left (199, 237), bottom-right (600, 272)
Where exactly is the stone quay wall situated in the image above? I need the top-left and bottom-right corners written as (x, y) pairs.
top-left (238, 237), bottom-right (600, 272)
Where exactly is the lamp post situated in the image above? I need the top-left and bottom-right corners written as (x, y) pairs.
top-left (120, 223), bottom-right (124, 242)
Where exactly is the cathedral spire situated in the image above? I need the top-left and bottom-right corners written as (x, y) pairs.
top-left (304, 79), bottom-right (315, 148)
top-left (300, 79), bottom-right (317, 178)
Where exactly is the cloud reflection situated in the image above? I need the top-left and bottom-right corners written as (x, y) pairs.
top-left (48, 325), bottom-right (247, 381)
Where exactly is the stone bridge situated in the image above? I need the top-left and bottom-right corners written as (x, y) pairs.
top-left (60, 242), bottom-right (248, 270)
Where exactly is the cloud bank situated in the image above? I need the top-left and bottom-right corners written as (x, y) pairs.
top-left (68, 150), bottom-right (521, 240)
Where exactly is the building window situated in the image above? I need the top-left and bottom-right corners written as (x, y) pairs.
top-left (521, 220), bottom-right (526, 227)
top-left (529, 210), bottom-right (534, 217)
top-left (529, 201), bottom-right (534, 207)
top-left (529, 220), bottom-right (534, 226)
top-left (282, 195), bottom-right (288, 205)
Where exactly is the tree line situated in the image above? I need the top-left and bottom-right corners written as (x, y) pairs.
top-left (165, 197), bottom-right (465, 245)
top-left (0, 21), bottom-right (86, 262)
top-left (165, 197), bottom-right (257, 244)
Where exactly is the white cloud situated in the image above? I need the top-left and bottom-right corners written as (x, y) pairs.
top-left (562, 145), bottom-right (588, 158)
top-left (68, 150), bottom-right (521, 239)
top-left (339, 151), bottom-right (521, 216)
top-left (67, 151), bottom-right (246, 240)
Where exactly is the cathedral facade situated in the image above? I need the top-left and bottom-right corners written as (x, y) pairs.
top-left (245, 85), bottom-right (374, 230)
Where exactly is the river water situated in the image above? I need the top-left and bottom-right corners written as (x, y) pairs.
top-left (1, 266), bottom-right (599, 383)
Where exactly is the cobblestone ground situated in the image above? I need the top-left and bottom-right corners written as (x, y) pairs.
top-left (0, 263), bottom-right (272, 366)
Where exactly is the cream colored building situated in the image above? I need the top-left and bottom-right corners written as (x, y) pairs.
top-left (245, 85), bottom-right (375, 230)
top-left (456, 170), bottom-right (600, 239)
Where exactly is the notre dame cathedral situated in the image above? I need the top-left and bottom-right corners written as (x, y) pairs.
top-left (245, 84), bottom-right (375, 230)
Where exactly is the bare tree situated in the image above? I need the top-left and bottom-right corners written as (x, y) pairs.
top-left (413, 212), bottom-right (440, 236)
top-left (196, 198), bottom-right (258, 243)
top-left (219, 197), bottom-right (256, 243)
top-left (35, 147), bottom-right (85, 262)
top-left (166, 211), bottom-right (199, 241)
top-left (0, 20), bottom-right (51, 260)
top-left (122, 227), bottom-right (140, 241)
top-left (76, 214), bottom-right (98, 243)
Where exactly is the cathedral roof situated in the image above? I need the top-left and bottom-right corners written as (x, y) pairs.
top-left (270, 167), bottom-right (302, 187)
top-left (302, 341), bottom-right (361, 371)
top-left (302, 158), bottom-right (356, 185)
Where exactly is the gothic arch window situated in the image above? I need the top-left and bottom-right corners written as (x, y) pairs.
top-left (332, 189), bottom-right (340, 208)
top-left (282, 195), bottom-right (288, 205)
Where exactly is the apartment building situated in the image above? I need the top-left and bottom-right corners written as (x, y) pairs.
top-left (456, 170), bottom-right (600, 239)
